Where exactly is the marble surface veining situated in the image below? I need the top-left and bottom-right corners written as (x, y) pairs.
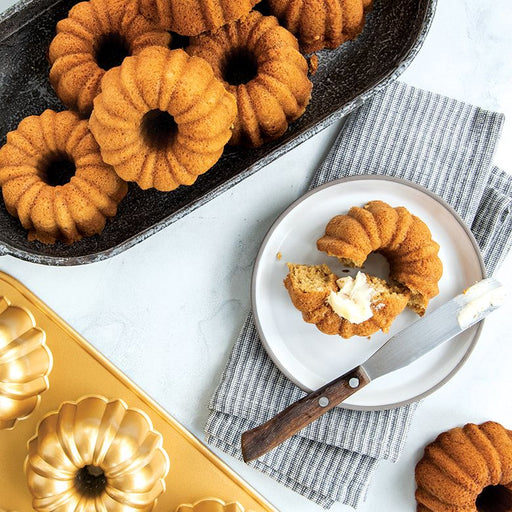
top-left (0, 0), bottom-right (511, 510)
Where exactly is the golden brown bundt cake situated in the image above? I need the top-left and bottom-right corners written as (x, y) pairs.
top-left (415, 422), bottom-right (512, 512)
top-left (0, 110), bottom-right (127, 244)
top-left (284, 263), bottom-right (410, 338)
top-left (187, 11), bottom-right (312, 147)
top-left (49, 0), bottom-right (170, 116)
top-left (136, 0), bottom-right (260, 36)
top-left (25, 395), bottom-right (169, 512)
top-left (317, 200), bottom-right (443, 316)
top-left (89, 47), bottom-right (237, 191)
top-left (267, 0), bottom-right (373, 53)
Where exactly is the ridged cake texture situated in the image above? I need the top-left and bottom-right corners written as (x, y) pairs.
top-left (317, 200), bottom-right (443, 315)
top-left (267, 0), bottom-right (373, 53)
top-left (136, 0), bottom-right (260, 35)
top-left (25, 395), bottom-right (170, 512)
top-left (415, 422), bottom-right (512, 512)
top-left (49, 0), bottom-right (170, 116)
top-left (188, 11), bottom-right (312, 147)
top-left (0, 110), bottom-right (128, 244)
top-left (89, 47), bottom-right (237, 191)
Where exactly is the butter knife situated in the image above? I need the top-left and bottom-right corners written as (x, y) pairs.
top-left (241, 278), bottom-right (506, 462)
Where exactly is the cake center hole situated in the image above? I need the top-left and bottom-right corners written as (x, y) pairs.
top-left (222, 48), bottom-right (258, 85)
top-left (253, 0), bottom-right (272, 16)
top-left (476, 484), bottom-right (512, 512)
top-left (75, 465), bottom-right (106, 497)
top-left (169, 32), bottom-right (189, 50)
top-left (360, 252), bottom-right (390, 281)
top-left (95, 33), bottom-right (131, 71)
top-left (40, 153), bottom-right (76, 186)
top-left (140, 109), bottom-right (178, 149)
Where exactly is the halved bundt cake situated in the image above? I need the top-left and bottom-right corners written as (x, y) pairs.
top-left (284, 263), bottom-right (410, 338)
top-left (317, 201), bottom-right (443, 315)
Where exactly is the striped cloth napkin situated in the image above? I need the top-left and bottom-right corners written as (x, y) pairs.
top-left (205, 81), bottom-right (512, 509)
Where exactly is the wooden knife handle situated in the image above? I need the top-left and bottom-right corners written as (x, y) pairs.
top-left (241, 365), bottom-right (370, 462)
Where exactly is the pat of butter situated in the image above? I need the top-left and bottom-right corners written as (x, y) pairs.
top-left (457, 285), bottom-right (507, 329)
top-left (327, 272), bottom-right (375, 324)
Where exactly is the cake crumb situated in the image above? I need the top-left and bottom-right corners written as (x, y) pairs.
top-left (276, 252), bottom-right (282, 261)
top-left (308, 54), bottom-right (319, 76)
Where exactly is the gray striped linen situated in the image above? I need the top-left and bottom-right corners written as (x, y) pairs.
top-left (205, 81), bottom-right (511, 509)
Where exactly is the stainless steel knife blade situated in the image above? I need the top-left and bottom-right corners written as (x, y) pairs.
top-left (362, 277), bottom-right (505, 380)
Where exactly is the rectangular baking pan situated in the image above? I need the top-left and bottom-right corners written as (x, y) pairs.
top-left (0, 0), bottom-right (436, 265)
top-left (0, 271), bottom-right (277, 511)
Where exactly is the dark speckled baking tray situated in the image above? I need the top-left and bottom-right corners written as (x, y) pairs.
top-left (0, 0), bottom-right (436, 265)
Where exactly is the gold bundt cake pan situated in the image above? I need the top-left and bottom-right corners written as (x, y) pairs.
top-left (0, 271), bottom-right (275, 511)
top-left (25, 395), bottom-right (170, 512)
top-left (176, 498), bottom-right (244, 512)
top-left (0, 297), bottom-right (52, 430)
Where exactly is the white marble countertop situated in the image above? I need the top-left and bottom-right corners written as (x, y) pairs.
top-left (1, 0), bottom-right (511, 510)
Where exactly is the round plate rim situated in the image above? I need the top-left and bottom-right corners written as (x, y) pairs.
top-left (251, 174), bottom-right (486, 411)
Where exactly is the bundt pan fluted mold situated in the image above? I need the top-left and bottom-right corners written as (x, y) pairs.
top-left (0, 298), bottom-right (51, 430)
top-left (176, 498), bottom-right (244, 512)
top-left (0, 0), bottom-right (436, 265)
top-left (25, 395), bottom-right (170, 512)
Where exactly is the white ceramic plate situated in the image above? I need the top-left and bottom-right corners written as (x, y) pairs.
top-left (252, 176), bottom-right (485, 410)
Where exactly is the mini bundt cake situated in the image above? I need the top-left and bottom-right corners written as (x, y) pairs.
top-left (317, 200), bottom-right (443, 315)
top-left (267, 0), bottom-right (373, 53)
top-left (0, 110), bottom-right (128, 244)
top-left (49, 0), bottom-right (170, 116)
top-left (25, 395), bottom-right (170, 512)
top-left (89, 47), bottom-right (237, 191)
top-left (284, 263), bottom-right (410, 338)
top-left (415, 421), bottom-right (512, 512)
top-left (187, 11), bottom-right (312, 147)
top-left (0, 301), bottom-right (51, 430)
top-left (136, 0), bottom-right (260, 36)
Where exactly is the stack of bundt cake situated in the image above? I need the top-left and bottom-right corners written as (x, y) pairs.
top-left (0, 0), bottom-right (375, 245)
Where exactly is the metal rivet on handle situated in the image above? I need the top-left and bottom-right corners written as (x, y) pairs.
top-left (318, 397), bottom-right (329, 407)
top-left (349, 377), bottom-right (360, 388)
